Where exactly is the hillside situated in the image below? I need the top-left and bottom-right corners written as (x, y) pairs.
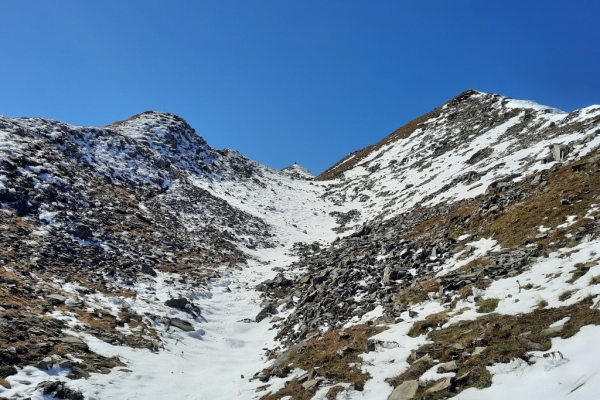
top-left (0, 90), bottom-right (600, 400)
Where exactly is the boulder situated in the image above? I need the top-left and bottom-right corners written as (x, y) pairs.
top-left (425, 377), bottom-right (452, 394)
top-left (437, 360), bottom-right (459, 373)
top-left (165, 297), bottom-right (191, 309)
top-left (388, 380), bottom-right (418, 400)
top-left (170, 318), bottom-right (195, 332)
top-left (256, 304), bottom-right (278, 322)
top-left (71, 224), bottom-right (93, 239)
top-left (141, 264), bottom-right (157, 277)
top-left (46, 294), bottom-right (67, 305)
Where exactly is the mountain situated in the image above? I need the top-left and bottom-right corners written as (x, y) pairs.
top-left (0, 90), bottom-right (600, 400)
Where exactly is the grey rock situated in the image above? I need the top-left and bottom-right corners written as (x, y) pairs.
top-left (302, 379), bottom-right (319, 390)
top-left (141, 264), bottom-right (157, 277)
top-left (425, 377), bottom-right (452, 394)
top-left (437, 360), bottom-right (459, 373)
top-left (165, 297), bottom-right (191, 309)
top-left (540, 324), bottom-right (564, 336)
top-left (71, 224), bottom-right (93, 239)
top-left (46, 294), bottom-right (67, 305)
top-left (388, 380), bottom-right (418, 400)
top-left (170, 318), bottom-right (195, 332)
top-left (256, 304), bottom-right (278, 322)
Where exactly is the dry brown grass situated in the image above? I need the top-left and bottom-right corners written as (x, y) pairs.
top-left (287, 325), bottom-right (385, 386)
top-left (388, 296), bottom-right (600, 398)
top-left (263, 324), bottom-right (385, 399)
top-left (398, 279), bottom-right (440, 305)
top-left (476, 298), bottom-right (500, 313)
top-left (482, 159), bottom-right (600, 248)
top-left (408, 311), bottom-right (449, 337)
top-left (567, 261), bottom-right (598, 283)
top-left (398, 151), bottom-right (600, 251)
top-left (326, 386), bottom-right (346, 400)
top-left (559, 290), bottom-right (577, 301)
top-left (261, 380), bottom-right (316, 400)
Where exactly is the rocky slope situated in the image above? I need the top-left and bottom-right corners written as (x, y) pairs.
top-left (0, 90), bottom-right (600, 400)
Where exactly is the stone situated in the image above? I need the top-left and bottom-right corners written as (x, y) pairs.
top-left (388, 380), bottom-right (418, 400)
top-left (551, 144), bottom-right (569, 162)
top-left (437, 360), bottom-right (458, 373)
top-left (301, 379), bottom-right (319, 390)
top-left (71, 366), bottom-right (90, 378)
top-left (141, 264), bottom-right (157, 277)
top-left (0, 365), bottom-right (17, 379)
top-left (36, 357), bottom-right (54, 370)
top-left (560, 198), bottom-right (572, 206)
top-left (71, 224), bottom-right (93, 239)
top-left (425, 377), bottom-right (452, 394)
top-left (471, 346), bottom-right (486, 356)
top-left (46, 294), bottom-right (67, 305)
top-left (540, 325), bottom-right (564, 336)
top-left (256, 304), bottom-right (278, 322)
top-left (365, 341), bottom-right (376, 353)
top-left (165, 297), bottom-right (191, 309)
top-left (169, 318), bottom-right (195, 332)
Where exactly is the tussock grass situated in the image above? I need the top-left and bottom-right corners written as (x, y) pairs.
top-left (476, 298), bottom-right (499, 313)
top-left (388, 296), bottom-right (600, 399)
top-left (398, 279), bottom-right (440, 305)
top-left (559, 290), bottom-right (577, 301)
top-left (262, 325), bottom-right (385, 399)
top-left (261, 379), bottom-right (315, 400)
top-left (402, 151), bottom-right (600, 250)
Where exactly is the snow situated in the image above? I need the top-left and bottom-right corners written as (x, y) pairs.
top-left (458, 325), bottom-right (600, 400)
top-left (2, 92), bottom-right (600, 399)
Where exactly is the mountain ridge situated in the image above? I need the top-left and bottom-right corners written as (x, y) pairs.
top-left (1, 90), bottom-right (600, 399)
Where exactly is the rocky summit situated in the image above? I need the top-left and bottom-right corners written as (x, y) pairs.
top-left (1, 90), bottom-right (600, 400)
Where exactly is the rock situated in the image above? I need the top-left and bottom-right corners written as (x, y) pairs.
top-left (141, 264), bottom-right (157, 277)
top-left (0, 365), bottom-right (17, 379)
top-left (388, 380), bottom-right (418, 400)
top-left (37, 357), bottom-right (54, 370)
top-left (169, 318), bottom-right (195, 332)
top-left (71, 224), bottom-right (93, 239)
top-left (437, 360), bottom-right (459, 373)
top-left (165, 297), bottom-right (191, 309)
top-left (531, 174), bottom-right (543, 186)
top-left (425, 377), bottom-right (452, 394)
top-left (540, 325), bottom-right (564, 336)
top-left (414, 353), bottom-right (432, 364)
top-left (336, 346), bottom-right (355, 358)
top-left (551, 144), bottom-right (569, 162)
top-left (365, 341), bottom-right (376, 353)
top-left (471, 346), bottom-right (486, 356)
top-left (71, 366), bottom-right (90, 378)
top-left (256, 304), bottom-right (278, 322)
top-left (525, 340), bottom-right (544, 351)
top-left (302, 379), bottom-right (319, 390)
top-left (46, 294), bottom-right (67, 305)
top-left (58, 359), bottom-right (73, 368)
top-left (560, 198), bottom-right (572, 206)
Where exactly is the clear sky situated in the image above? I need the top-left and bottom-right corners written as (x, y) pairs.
top-left (1, 1), bottom-right (599, 174)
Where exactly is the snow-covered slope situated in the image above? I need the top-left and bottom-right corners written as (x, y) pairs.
top-left (1, 89), bottom-right (600, 400)
top-left (319, 90), bottom-right (600, 229)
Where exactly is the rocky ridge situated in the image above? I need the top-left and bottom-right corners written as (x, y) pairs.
top-left (0, 90), bottom-right (600, 399)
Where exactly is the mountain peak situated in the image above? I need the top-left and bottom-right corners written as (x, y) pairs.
top-left (281, 163), bottom-right (314, 180)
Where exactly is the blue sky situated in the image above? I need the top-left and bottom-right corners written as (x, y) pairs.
top-left (1, 1), bottom-right (599, 174)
